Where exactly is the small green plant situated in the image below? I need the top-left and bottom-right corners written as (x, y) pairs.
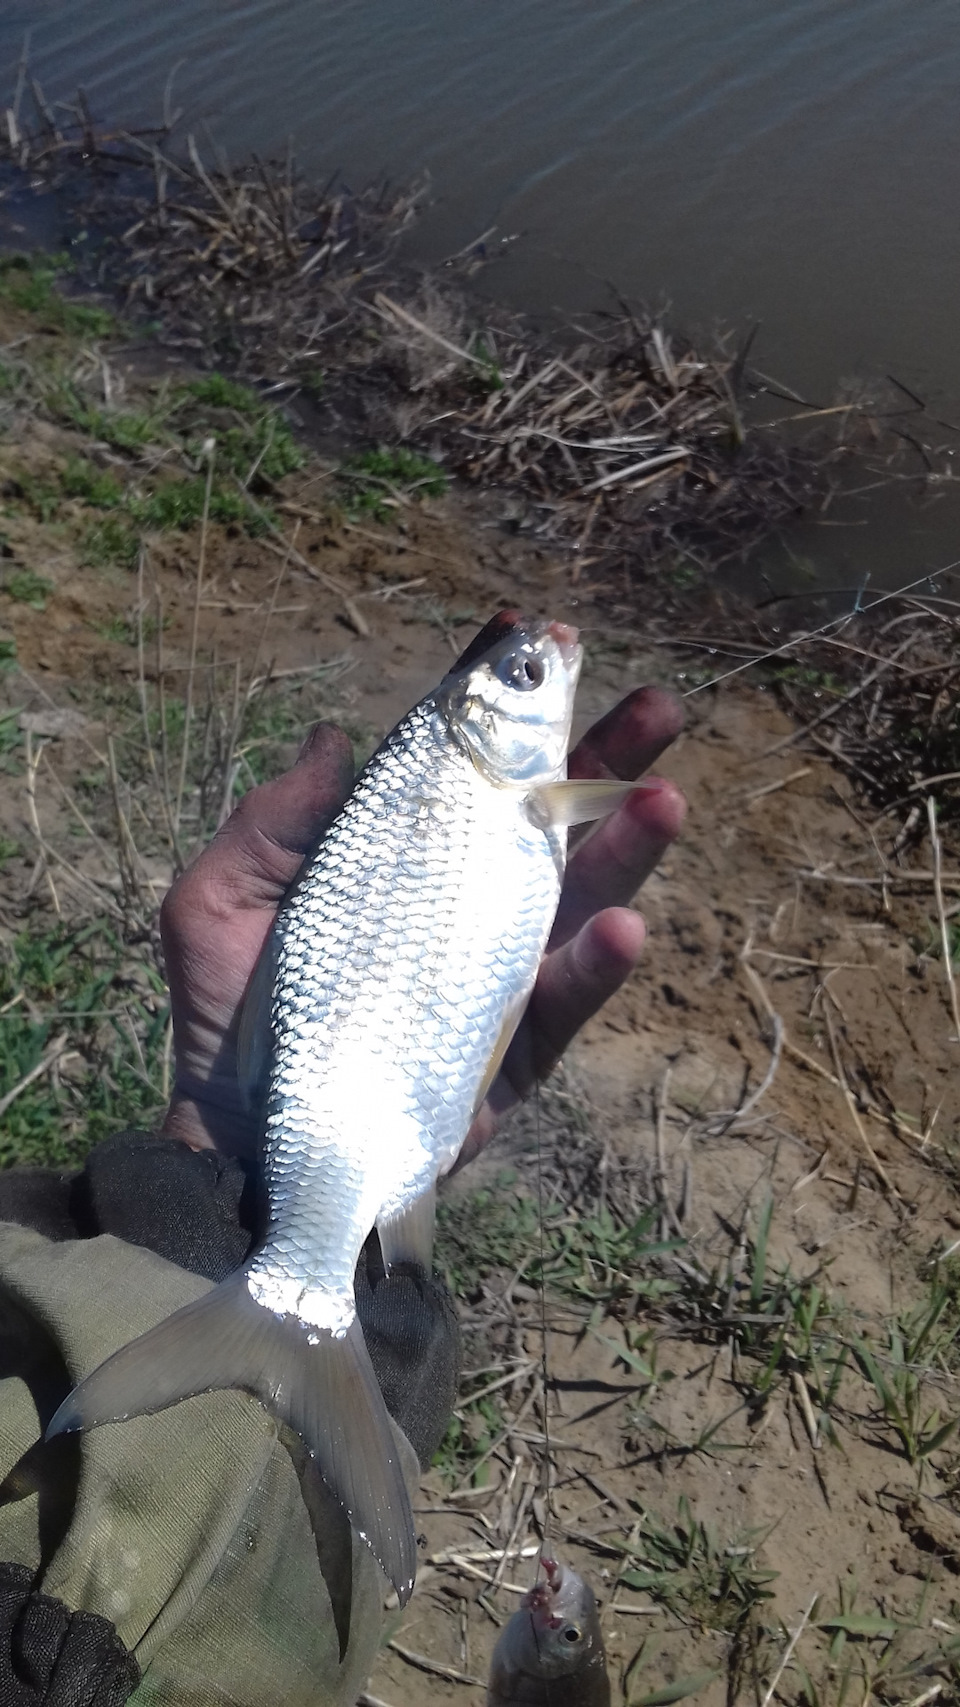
top-left (548, 1203), bottom-right (681, 1309)
top-left (615, 1495), bottom-right (778, 1634)
top-left (791, 1577), bottom-right (953, 1707)
top-left (176, 375), bottom-right (304, 485)
top-left (185, 374), bottom-right (262, 414)
top-left (61, 457), bottom-right (125, 509)
top-left (14, 473), bottom-right (61, 523)
top-left (436, 1175), bottom-right (540, 1296)
top-left (339, 447), bottom-right (448, 521)
top-left (218, 414), bottom-right (304, 484)
top-left (683, 1196), bottom-right (849, 1434)
top-left (80, 516), bottom-right (138, 570)
top-left (432, 1390), bottom-right (504, 1487)
top-left (467, 335), bottom-right (504, 394)
top-left (68, 403), bottom-right (163, 453)
top-left (94, 615), bottom-right (134, 646)
top-left (437, 1181), bottom-right (679, 1310)
top-left (4, 568), bottom-right (53, 610)
top-left (0, 920), bottom-right (168, 1168)
top-left (852, 1281), bottom-right (960, 1474)
top-left (0, 254), bottom-right (115, 339)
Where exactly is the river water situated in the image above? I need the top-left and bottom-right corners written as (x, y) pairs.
top-left (2, 0), bottom-right (960, 593)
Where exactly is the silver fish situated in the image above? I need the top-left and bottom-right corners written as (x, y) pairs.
top-left (487, 1557), bottom-right (611, 1707)
top-left (48, 613), bottom-right (640, 1606)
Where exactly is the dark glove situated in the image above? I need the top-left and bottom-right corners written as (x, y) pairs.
top-left (0, 1564), bottom-right (139, 1706)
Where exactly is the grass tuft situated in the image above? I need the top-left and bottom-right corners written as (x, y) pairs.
top-left (0, 254), bottom-right (115, 340)
top-left (0, 921), bottom-right (167, 1169)
top-left (4, 568), bottom-right (53, 610)
top-left (339, 446), bottom-right (448, 521)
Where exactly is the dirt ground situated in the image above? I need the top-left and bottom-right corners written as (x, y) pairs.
top-left (1, 285), bottom-right (960, 1707)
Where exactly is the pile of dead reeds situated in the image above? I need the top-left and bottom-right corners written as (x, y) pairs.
top-left (1, 76), bottom-right (419, 370)
top-left (666, 582), bottom-right (960, 845)
top-left (374, 295), bottom-right (817, 567)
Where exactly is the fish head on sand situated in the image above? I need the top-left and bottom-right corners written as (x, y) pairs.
top-left (486, 1557), bottom-right (611, 1705)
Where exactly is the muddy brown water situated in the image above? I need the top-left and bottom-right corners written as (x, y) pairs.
top-left (4, 0), bottom-right (960, 589)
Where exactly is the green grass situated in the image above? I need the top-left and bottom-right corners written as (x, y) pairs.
top-left (0, 254), bottom-right (115, 341)
top-left (615, 1495), bottom-right (778, 1634)
top-left (792, 1578), bottom-right (960, 1707)
top-left (0, 277), bottom-right (303, 563)
top-left (173, 374), bottom-right (304, 486)
top-left (185, 375), bottom-right (262, 414)
top-left (851, 1278), bottom-right (960, 1475)
top-left (3, 568), bottom-right (53, 610)
top-left (339, 446), bottom-right (448, 521)
top-left (80, 515), bottom-right (139, 570)
top-left (61, 456), bottom-right (126, 509)
top-left (129, 477), bottom-right (250, 533)
top-left (683, 1196), bottom-right (850, 1437)
top-left (436, 1174), bottom-right (540, 1296)
top-left (436, 1175), bottom-right (679, 1309)
top-left (432, 1391), bottom-right (504, 1487)
top-left (13, 472), bottom-right (61, 523)
top-left (0, 920), bottom-right (168, 1169)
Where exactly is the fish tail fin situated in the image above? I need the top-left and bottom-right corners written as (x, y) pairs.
top-left (46, 1272), bottom-right (417, 1605)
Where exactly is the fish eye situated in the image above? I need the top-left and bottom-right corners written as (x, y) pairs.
top-left (562, 1624), bottom-right (582, 1644)
top-left (501, 651), bottom-right (545, 691)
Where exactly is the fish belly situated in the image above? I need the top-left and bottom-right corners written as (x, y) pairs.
top-left (259, 724), bottom-right (563, 1301)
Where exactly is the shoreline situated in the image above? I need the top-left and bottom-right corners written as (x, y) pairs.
top-left (4, 89), bottom-right (951, 599)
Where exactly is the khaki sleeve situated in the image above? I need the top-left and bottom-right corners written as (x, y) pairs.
top-left (0, 1223), bottom-right (418, 1707)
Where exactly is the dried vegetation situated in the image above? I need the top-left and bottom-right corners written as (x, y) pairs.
top-left (2, 72), bottom-right (931, 582)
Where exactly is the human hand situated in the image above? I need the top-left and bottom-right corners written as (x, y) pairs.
top-left (159, 688), bottom-right (685, 1160)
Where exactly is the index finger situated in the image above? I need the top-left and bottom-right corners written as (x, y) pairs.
top-left (568, 685), bottom-right (685, 781)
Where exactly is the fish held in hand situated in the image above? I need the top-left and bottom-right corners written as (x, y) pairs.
top-left (47, 613), bottom-right (639, 1610)
top-left (487, 1557), bottom-right (611, 1706)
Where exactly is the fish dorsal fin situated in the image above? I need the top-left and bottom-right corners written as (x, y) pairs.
top-left (530, 778), bottom-right (658, 829)
top-left (377, 1185), bottom-right (437, 1275)
top-left (236, 928), bottom-right (280, 1113)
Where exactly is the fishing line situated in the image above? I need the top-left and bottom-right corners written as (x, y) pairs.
top-left (533, 1077), bottom-right (554, 1573)
top-left (680, 561), bottom-right (960, 698)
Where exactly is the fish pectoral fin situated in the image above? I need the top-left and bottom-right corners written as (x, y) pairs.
top-left (530, 778), bottom-right (657, 829)
top-left (236, 927), bottom-right (280, 1113)
top-left (377, 1185), bottom-right (437, 1275)
top-left (46, 1274), bottom-right (417, 1607)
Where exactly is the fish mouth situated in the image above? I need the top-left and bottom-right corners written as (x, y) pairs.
top-left (524, 1556), bottom-right (564, 1613)
top-left (543, 619), bottom-right (580, 673)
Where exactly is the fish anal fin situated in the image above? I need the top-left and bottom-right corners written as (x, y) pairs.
top-left (472, 987), bottom-right (530, 1117)
top-left (237, 929), bottom-right (279, 1112)
top-left (377, 1185), bottom-right (436, 1276)
top-left (530, 778), bottom-right (657, 829)
top-left (46, 1273), bottom-right (417, 1605)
